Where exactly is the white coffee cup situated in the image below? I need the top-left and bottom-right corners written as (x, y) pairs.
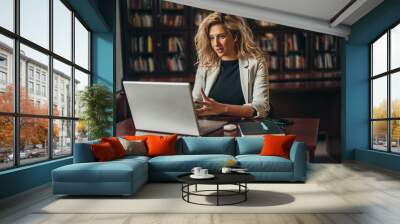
top-left (221, 167), bottom-right (232, 174)
top-left (191, 167), bottom-right (202, 176)
top-left (200, 169), bottom-right (208, 176)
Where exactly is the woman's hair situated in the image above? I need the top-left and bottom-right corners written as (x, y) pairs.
top-left (194, 12), bottom-right (265, 68)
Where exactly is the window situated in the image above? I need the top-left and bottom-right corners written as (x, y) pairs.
top-left (28, 67), bottom-right (34, 80)
top-left (0, 0), bottom-right (91, 170)
top-left (28, 81), bottom-right (34, 94)
top-left (20, 0), bottom-right (49, 49)
top-left (53, 59), bottom-right (72, 117)
top-left (53, 0), bottom-right (72, 60)
top-left (0, 35), bottom-right (13, 113)
top-left (75, 17), bottom-right (90, 70)
top-left (74, 69), bottom-right (89, 118)
top-left (42, 85), bottom-right (46, 97)
top-left (370, 22), bottom-right (400, 154)
top-left (0, 55), bottom-right (7, 67)
top-left (0, 71), bottom-right (6, 85)
top-left (0, 0), bottom-right (14, 32)
top-left (0, 54), bottom-right (8, 88)
top-left (35, 70), bottom-right (41, 81)
top-left (36, 83), bottom-right (40, 95)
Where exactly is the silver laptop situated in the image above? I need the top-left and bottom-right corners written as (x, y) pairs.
top-left (123, 81), bottom-right (227, 136)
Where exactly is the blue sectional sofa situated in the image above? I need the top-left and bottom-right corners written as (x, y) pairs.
top-left (52, 136), bottom-right (307, 196)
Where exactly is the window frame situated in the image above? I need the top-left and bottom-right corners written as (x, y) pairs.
top-left (0, 0), bottom-right (92, 171)
top-left (369, 19), bottom-right (400, 154)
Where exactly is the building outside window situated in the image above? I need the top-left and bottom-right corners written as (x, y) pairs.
top-left (0, 71), bottom-right (6, 84)
top-left (0, 54), bottom-right (7, 67)
top-left (370, 22), bottom-right (400, 154)
top-left (35, 83), bottom-right (40, 95)
top-left (35, 70), bottom-right (40, 81)
top-left (28, 66), bottom-right (34, 79)
top-left (41, 73), bottom-right (46, 83)
top-left (28, 81), bottom-right (34, 94)
top-left (0, 54), bottom-right (7, 88)
top-left (0, 0), bottom-right (91, 170)
top-left (41, 85), bottom-right (46, 97)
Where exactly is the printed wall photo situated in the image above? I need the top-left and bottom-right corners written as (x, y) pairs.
top-left (116, 0), bottom-right (343, 162)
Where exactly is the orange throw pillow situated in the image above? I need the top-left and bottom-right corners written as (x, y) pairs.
top-left (146, 135), bottom-right (177, 157)
top-left (260, 135), bottom-right (297, 159)
top-left (91, 142), bottom-right (117, 161)
top-left (124, 135), bottom-right (149, 141)
top-left (101, 137), bottom-right (126, 158)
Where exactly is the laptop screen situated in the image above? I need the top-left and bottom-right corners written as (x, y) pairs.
top-left (123, 81), bottom-right (202, 135)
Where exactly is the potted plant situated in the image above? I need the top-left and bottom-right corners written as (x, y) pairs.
top-left (79, 84), bottom-right (113, 140)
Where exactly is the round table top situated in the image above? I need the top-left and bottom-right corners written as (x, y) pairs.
top-left (177, 172), bottom-right (255, 185)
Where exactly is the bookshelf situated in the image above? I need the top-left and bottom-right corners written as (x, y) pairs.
top-left (312, 33), bottom-right (339, 70)
top-left (159, 1), bottom-right (186, 28)
top-left (283, 32), bottom-right (308, 70)
top-left (121, 0), bottom-right (341, 88)
top-left (160, 33), bottom-right (187, 72)
top-left (255, 32), bottom-right (280, 72)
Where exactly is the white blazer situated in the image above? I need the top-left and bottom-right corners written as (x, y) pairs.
top-left (192, 58), bottom-right (270, 118)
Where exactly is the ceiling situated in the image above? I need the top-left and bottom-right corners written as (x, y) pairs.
top-left (167, 0), bottom-right (384, 38)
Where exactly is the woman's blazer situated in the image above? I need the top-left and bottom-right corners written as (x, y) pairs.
top-left (192, 57), bottom-right (270, 118)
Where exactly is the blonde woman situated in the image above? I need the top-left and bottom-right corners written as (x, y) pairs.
top-left (193, 12), bottom-right (270, 118)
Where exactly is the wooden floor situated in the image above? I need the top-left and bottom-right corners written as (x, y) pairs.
top-left (1, 162), bottom-right (400, 224)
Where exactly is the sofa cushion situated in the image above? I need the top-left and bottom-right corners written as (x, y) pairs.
top-left (147, 135), bottom-right (177, 157)
top-left (101, 137), bottom-right (127, 158)
top-left (236, 136), bottom-right (263, 155)
top-left (124, 135), bottom-right (149, 141)
top-left (119, 138), bottom-right (147, 156)
top-left (115, 155), bottom-right (150, 163)
top-left (180, 137), bottom-right (235, 155)
top-left (260, 135), bottom-right (297, 159)
top-left (148, 154), bottom-right (235, 172)
top-left (52, 159), bottom-right (147, 183)
top-left (236, 155), bottom-right (293, 172)
top-left (91, 142), bottom-right (118, 161)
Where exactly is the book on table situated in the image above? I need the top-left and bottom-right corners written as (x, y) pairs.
top-left (238, 120), bottom-right (285, 136)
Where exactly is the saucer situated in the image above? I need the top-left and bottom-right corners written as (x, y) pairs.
top-left (190, 174), bottom-right (215, 179)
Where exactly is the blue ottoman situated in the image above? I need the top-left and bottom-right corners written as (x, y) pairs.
top-left (52, 157), bottom-right (148, 196)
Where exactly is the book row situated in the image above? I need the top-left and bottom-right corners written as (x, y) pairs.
top-left (164, 57), bottom-right (185, 72)
top-left (160, 15), bottom-right (184, 27)
top-left (285, 33), bottom-right (306, 52)
top-left (131, 13), bottom-right (152, 27)
top-left (267, 56), bottom-right (279, 70)
top-left (284, 55), bottom-right (306, 69)
top-left (315, 35), bottom-right (337, 51)
top-left (131, 36), bottom-right (153, 53)
top-left (257, 34), bottom-right (279, 52)
top-left (165, 37), bottom-right (185, 53)
top-left (314, 53), bottom-right (337, 69)
top-left (129, 57), bottom-right (155, 72)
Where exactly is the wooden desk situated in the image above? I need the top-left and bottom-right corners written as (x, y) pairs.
top-left (116, 117), bottom-right (320, 162)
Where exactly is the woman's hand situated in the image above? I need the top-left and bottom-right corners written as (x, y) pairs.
top-left (195, 89), bottom-right (226, 117)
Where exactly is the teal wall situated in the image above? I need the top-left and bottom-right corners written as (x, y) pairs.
top-left (92, 32), bottom-right (115, 135)
top-left (0, 0), bottom-right (115, 200)
top-left (0, 158), bottom-right (72, 199)
top-left (344, 0), bottom-right (400, 171)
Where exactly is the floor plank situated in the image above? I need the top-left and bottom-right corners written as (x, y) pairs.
top-left (1, 162), bottom-right (400, 224)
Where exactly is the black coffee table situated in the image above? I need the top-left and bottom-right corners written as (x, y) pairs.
top-left (177, 173), bottom-right (255, 206)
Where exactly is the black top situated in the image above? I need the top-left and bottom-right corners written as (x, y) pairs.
top-left (177, 173), bottom-right (255, 184)
top-left (208, 60), bottom-right (245, 105)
